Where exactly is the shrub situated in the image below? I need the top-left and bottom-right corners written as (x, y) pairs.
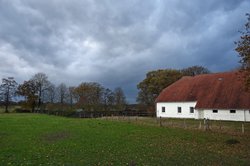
top-left (14, 108), bottom-right (31, 113)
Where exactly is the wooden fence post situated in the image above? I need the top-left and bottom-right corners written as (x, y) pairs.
top-left (199, 121), bottom-right (202, 129)
top-left (203, 119), bottom-right (205, 131)
top-left (219, 120), bottom-right (222, 131)
top-left (160, 116), bottom-right (162, 127)
top-left (207, 119), bottom-right (210, 131)
top-left (242, 123), bottom-right (245, 134)
top-left (184, 119), bottom-right (187, 128)
top-left (204, 119), bottom-right (208, 131)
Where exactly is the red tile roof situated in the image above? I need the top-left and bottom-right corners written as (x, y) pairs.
top-left (155, 71), bottom-right (250, 109)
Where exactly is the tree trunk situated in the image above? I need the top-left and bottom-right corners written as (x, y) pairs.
top-left (5, 103), bottom-right (9, 113)
top-left (5, 88), bottom-right (9, 113)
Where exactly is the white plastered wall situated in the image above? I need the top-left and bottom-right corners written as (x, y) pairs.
top-left (156, 102), bottom-right (250, 122)
top-left (202, 109), bottom-right (250, 122)
top-left (156, 102), bottom-right (197, 119)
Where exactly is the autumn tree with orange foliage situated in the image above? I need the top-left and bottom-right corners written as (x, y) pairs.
top-left (235, 13), bottom-right (250, 90)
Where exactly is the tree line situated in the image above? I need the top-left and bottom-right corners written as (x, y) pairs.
top-left (0, 66), bottom-right (209, 114)
top-left (0, 73), bottom-right (126, 113)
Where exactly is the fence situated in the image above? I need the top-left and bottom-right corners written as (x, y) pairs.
top-left (99, 116), bottom-right (250, 135)
top-left (72, 110), bottom-right (155, 118)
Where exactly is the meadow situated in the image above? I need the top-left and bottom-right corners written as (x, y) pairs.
top-left (0, 114), bottom-right (249, 165)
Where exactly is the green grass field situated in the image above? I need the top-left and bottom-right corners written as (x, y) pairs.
top-left (0, 114), bottom-right (249, 165)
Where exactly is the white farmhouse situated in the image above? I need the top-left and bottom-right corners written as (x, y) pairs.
top-left (155, 71), bottom-right (250, 121)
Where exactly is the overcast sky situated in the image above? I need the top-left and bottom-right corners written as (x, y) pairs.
top-left (0, 0), bottom-right (249, 103)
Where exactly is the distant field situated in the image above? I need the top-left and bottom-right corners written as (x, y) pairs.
top-left (0, 114), bottom-right (249, 165)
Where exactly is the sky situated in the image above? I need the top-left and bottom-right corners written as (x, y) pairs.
top-left (0, 0), bottom-right (249, 103)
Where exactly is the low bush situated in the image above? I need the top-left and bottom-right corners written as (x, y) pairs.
top-left (14, 108), bottom-right (31, 113)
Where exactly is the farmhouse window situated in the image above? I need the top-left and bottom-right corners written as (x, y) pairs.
top-left (190, 107), bottom-right (194, 113)
top-left (162, 107), bottom-right (165, 113)
top-left (212, 110), bottom-right (218, 113)
top-left (230, 110), bottom-right (236, 113)
top-left (177, 107), bottom-right (182, 113)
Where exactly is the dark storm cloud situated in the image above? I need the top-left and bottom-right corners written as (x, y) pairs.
top-left (0, 0), bottom-right (249, 102)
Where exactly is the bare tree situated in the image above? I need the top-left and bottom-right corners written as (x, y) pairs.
top-left (68, 86), bottom-right (76, 108)
top-left (43, 83), bottom-right (56, 103)
top-left (0, 77), bottom-right (18, 113)
top-left (103, 88), bottom-right (115, 111)
top-left (114, 87), bottom-right (127, 111)
top-left (31, 73), bottom-right (51, 110)
top-left (56, 83), bottom-right (68, 104)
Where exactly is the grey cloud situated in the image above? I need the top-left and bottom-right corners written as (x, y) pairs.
top-left (0, 0), bottom-right (249, 102)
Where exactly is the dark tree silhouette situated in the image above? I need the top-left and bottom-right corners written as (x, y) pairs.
top-left (181, 66), bottom-right (210, 76)
top-left (137, 69), bottom-right (183, 106)
top-left (17, 80), bottom-right (39, 112)
top-left (0, 77), bottom-right (18, 113)
top-left (31, 73), bottom-right (51, 110)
